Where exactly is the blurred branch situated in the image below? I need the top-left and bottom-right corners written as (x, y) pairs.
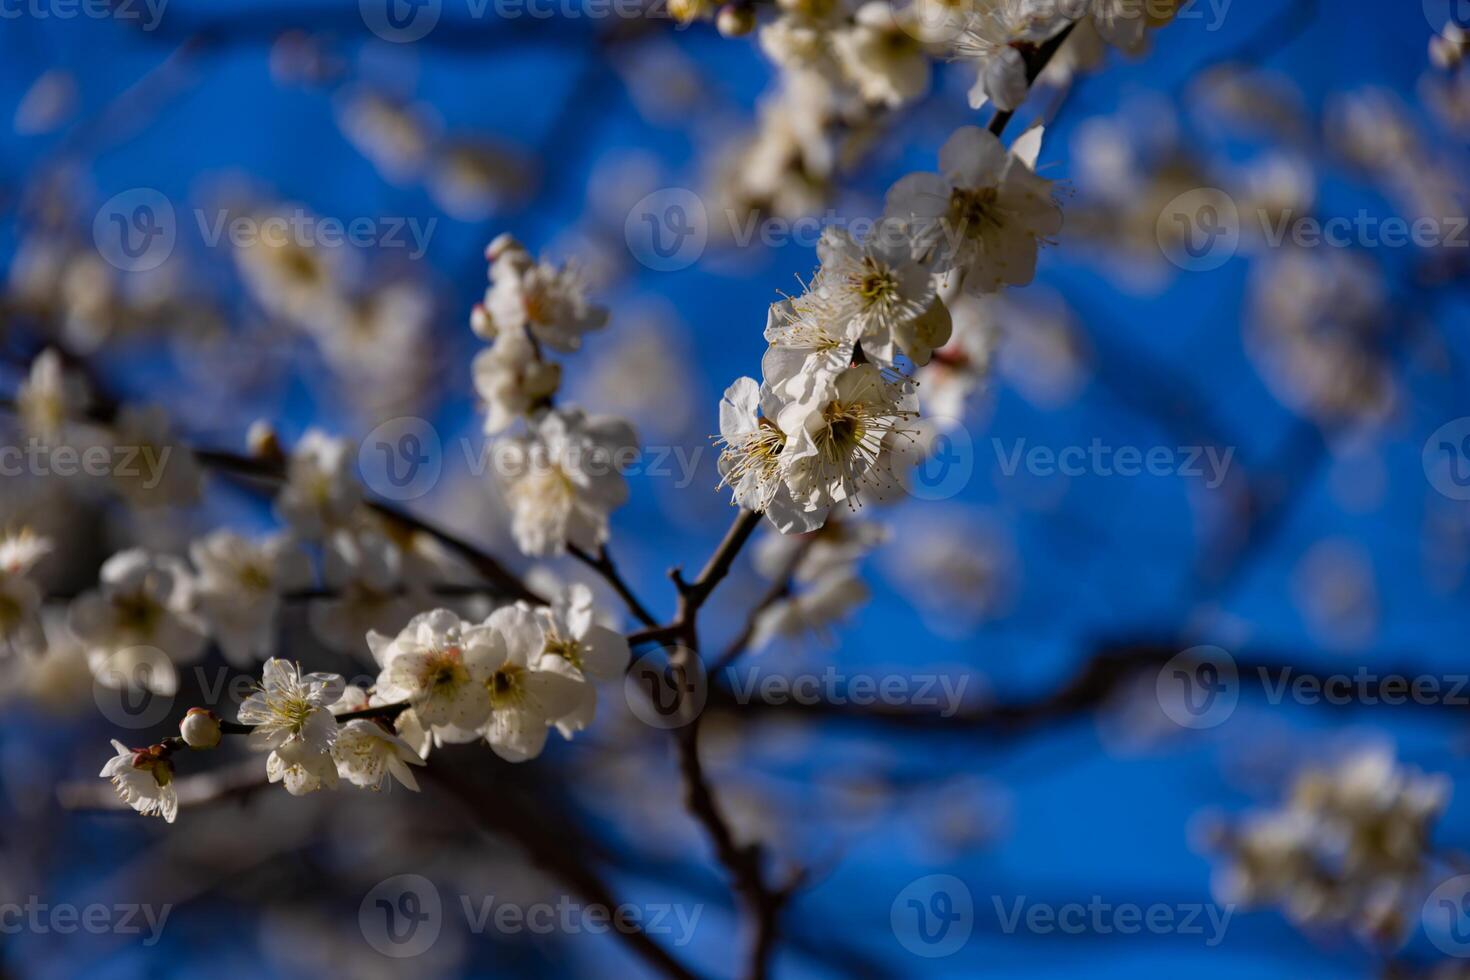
top-left (61, 757), bottom-right (700, 980)
top-left (713, 639), bottom-right (1469, 731)
top-left (425, 762), bottom-right (702, 980)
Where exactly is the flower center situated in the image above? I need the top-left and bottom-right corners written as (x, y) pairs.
top-left (489, 665), bottom-right (525, 707)
top-left (424, 647), bottom-right (468, 691)
top-left (544, 633), bottom-right (583, 670)
top-left (114, 592), bottom-right (161, 637)
top-left (948, 186), bottom-right (1002, 238)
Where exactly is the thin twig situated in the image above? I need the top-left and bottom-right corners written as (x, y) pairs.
top-left (190, 447), bottom-right (545, 605)
top-left (987, 22), bottom-right (1079, 138)
top-left (569, 542), bottom-right (661, 628)
top-left (708, 532), bottom-right (820, 676)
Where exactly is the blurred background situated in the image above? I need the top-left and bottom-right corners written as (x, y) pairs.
top-left (3, 0), bottom-right (1470, 976)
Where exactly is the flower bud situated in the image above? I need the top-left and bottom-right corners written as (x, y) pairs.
top-left (485, 233), bottom-right (523, 263)
top-left (470, 302), bottom-right (496, 340)
top-left (717, 4), bottom-right (755, 37)
top-left (180, 707), bottom-right (222, 750)
top-left (669, 0), bottom-right (714, 23)
top-left (247, 420), bottom-right (285, 465)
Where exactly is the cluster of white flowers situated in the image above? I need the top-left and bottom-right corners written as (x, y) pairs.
top-left (718, 125), bottom-right (1059, 532)
top-left (694, 0), bottom-right (1171, 224)
top-left (469, 235), bottom-right (637, 557)
top-left (370, 599), bottom-right (620, 763)
top-left (748, 520), bottom-right (885, 650)
top-left (1203, 748), bottom-right (1450, 945)
top-left (98, 578), bottom-right (630, 816)
top-left (71, 549), bottom-right (207, 696)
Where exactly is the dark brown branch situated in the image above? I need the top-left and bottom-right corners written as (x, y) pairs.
top-left (710, 640), bottom-right (1469, 732)
top-left (569, 542), bottom-right (661, 628)
top-left (709, 532), bottom-right (819, 675)
top-left (425, 763), bottom-right (702, 980)
top-left (192, 447), bottom-right (545, 605)
top-left (650, 509), bottom-right (790, 980)
top-left (987, 22), bottom-right (1079, 138)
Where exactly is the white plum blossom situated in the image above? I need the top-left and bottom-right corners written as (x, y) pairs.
top-left (533, 583), bottom-right (629, 684)
top-left (332, 719), bottom-right (426, 791)
top-left (189, 530), bottom-right (312, 667)
top-left (475, 234), bottom-right (608, 352)
top-left (809, 223), bottom-right (952, 368)
top-left (532, 582), bottom-right (627, 736)
top-left (275, 430), bottom-right (361, 539)
top-left (307, 527), bottom-right (416, 654)
top-left (16, 348), bottom-right (87, 444)
top-left (239, 658), bottom-right (345, 796)
top-left (1205, 747), bottom-right (1450, 943)
top-left (761, 298), bottom-right (855, 401)
top-left (70, 549), bottom-right (206, 695)
top-left (886, 125), bottom-right (1061, 294)
top-left (1091, 0), bottom-right (1175, 55)
top-left (370, 608), bottom-right (497, 733)
top-left (717, 377), bottom-right (827, 534)
top-left (477, 605), bottom-right (589, 762)
top-left (777, 363), bottom-right (919, 511)
top-left (915, 288), bottom-right (999, 422)
top-left (110, 404), bottom-right (202, 509)
top-left (750, 520), bottom-right (883, 649)
top-left (499, 407), bottom-right (636, 556)
top-left (0, 528), bottom-right (50, 659)
top-left (100, 741), bottom-right (177, 823)
top-left (371, 606), bottom-right (588, 760)
top-left (955, 0), bottom-right (1077, 111)
top-left (472, 324), bottom-right (561, 434)
top-left (751, 566), bottom-right (870, 651)
top-left (832, 2), bottom-right (930, 108)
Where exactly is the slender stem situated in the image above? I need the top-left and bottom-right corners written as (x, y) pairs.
top-left (987, 22), bottom-right (1079, 138)
top-left (192, 447), bottom-right (545, 605)
top-left (708, 532), bottom-right (819, 676)
top-left (569, 542), bottom-right (661, 628)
